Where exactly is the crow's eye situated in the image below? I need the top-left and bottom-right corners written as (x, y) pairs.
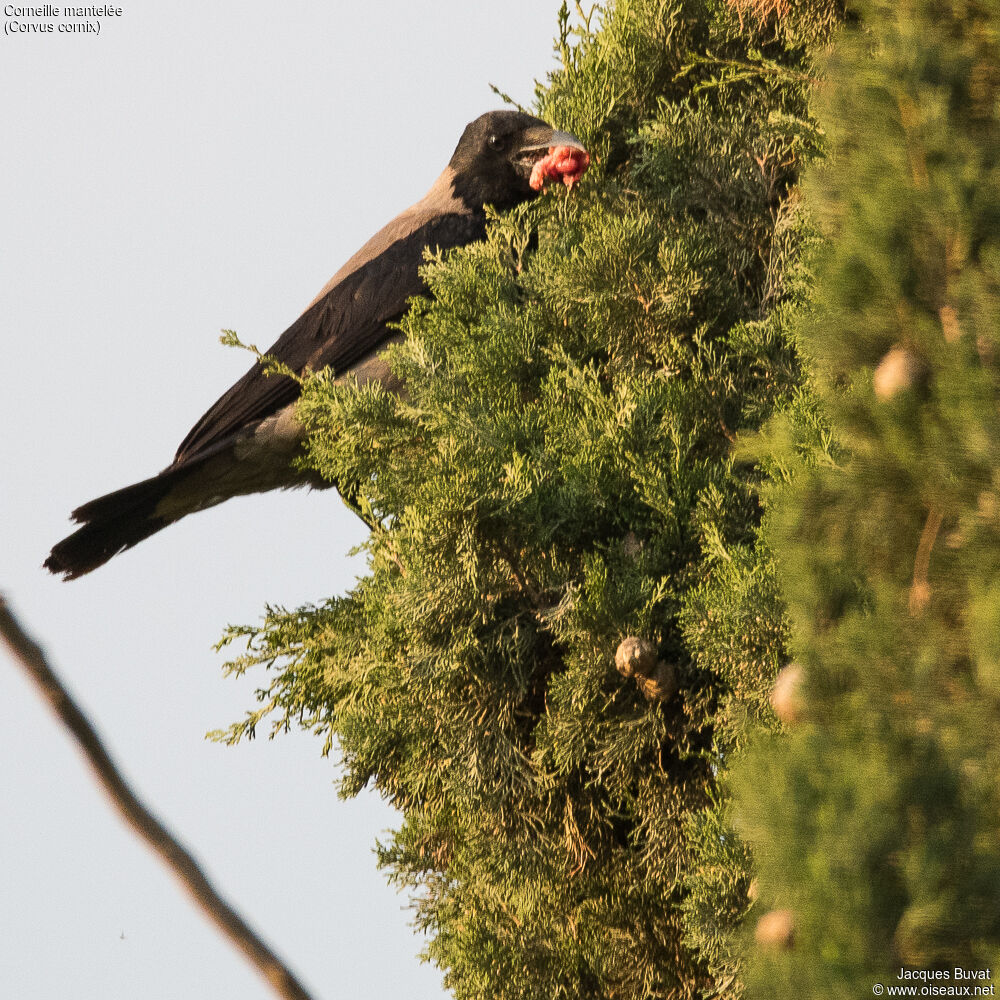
top-left (487, 133), bottom-right (506, 151)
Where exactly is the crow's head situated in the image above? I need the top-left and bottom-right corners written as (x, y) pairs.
top-left (448, 110), bottom-right (589, 211)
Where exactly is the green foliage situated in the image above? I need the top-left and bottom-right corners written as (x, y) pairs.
top-left (734, 3), bottom-right (1000, 996)
top-left (214, 2), bottom-right (837, 996)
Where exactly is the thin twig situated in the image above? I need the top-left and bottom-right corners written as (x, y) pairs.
top-left (0, 595), bottom-right (316, 1000)
top-left (909, 509), bottom-right (943, 615)
top-left (495, 541), bottom-right (544, 605)
top-left (896, 90), bottom-right (929, 191)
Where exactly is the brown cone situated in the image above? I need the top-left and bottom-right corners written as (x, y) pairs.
top-left (755, 908), bottom-right (795, 950)
top-left (615, 636), bottom-right (657, 679)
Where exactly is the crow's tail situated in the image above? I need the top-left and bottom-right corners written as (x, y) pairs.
top-left (44, 468), bottom-right (188, 580)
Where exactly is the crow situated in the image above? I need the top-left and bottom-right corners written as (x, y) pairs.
top-left (45, 111), bottom-right (589, 579)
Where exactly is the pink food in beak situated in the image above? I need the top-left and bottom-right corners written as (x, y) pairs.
top-left (529, 145), bottom-right (591, 191)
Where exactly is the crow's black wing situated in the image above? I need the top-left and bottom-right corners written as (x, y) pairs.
top-left (174, 211), bottom-right (485, 465)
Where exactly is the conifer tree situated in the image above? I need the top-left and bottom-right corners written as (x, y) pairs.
top-left (213, 2), bottom-right (838, 997)
top-left (732, 3), bottom-right (1000, 997)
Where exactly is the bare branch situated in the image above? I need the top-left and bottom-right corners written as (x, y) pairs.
top-left (0, 595), bottom-right (317, 1000)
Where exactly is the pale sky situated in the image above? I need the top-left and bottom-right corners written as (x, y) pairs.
top-left (1, 3), bottom-right (563, 996)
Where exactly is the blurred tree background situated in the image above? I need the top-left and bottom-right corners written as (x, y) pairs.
top-left (213, 2), bottom-right (1000, 997)
top-left (734, 2), bottom-right (1000, 997)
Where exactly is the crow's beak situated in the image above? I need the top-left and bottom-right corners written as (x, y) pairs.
top-left (516, 125), bottom-right (588, 161)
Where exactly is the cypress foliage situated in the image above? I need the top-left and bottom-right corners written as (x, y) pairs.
top-left (734, 3), bottom-right (1000, 997)
top-left (214, 3), bottom-right (836, 996)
